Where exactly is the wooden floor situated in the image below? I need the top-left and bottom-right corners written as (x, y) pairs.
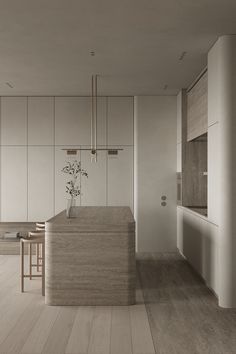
top-left (0, 254), bottom-right (236, 354)
top-left (138, 253), bottom-right (236, 354)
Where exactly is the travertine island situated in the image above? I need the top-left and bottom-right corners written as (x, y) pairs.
top-left (45, 206), bottom-right (136, 306)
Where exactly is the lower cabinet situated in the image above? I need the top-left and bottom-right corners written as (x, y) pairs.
top-left (0, 145), bottom-right (134, 221)
top-left (0, 146), bottom-right (27, 221)
top-left (80, 149), bottom-right (107, 206)
top-left (177, 207), bottom-right (219, 295)
top-left (28, 147), bottom-right (54, 222)
top-left (107, 146), bottom-right (133, 211)
top-left (54, 147), bottom-right (81, 215)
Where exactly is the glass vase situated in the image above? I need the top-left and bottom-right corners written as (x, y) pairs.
top-left (66, 197), bottom-right (76, 218)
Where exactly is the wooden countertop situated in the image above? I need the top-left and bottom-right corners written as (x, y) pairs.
top-left (46, 206), bottom-right (135, 233)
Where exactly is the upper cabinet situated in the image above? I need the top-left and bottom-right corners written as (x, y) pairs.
top-left (187, 71), bottom-right (208, 141)
top-left (1, 97), bottom-right (27, 145)
top-left (55, 97), bottom-right (90, 145)
top-left (107, 97), bottom-right (133, 145)
top-left (28, 97), bottom-right (54, 145)
top-left (55, 97), bottom-right (107, 146)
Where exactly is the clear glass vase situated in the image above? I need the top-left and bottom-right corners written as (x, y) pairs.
top-left (66, 197), bottom-right (76, 218)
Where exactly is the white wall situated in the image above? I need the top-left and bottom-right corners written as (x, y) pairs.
top-left (134, 96), bottom-right (177, 252)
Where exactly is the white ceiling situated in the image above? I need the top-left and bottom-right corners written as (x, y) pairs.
top-left (0, 0), bottom-right (236, 96)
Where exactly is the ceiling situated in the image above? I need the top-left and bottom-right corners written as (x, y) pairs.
top-left (0, 0), bottom-right (236, 96)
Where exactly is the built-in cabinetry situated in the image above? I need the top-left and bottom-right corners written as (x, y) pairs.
top-left (187, 71), bottom-right (208, 142)
top-left (28, 97), bottom-right (54, 145)
top-left (178, 73), bottom-right (208, 214)
top-left (177, 66), bottom-right (220, 299)
top-left (0, 146), bottom-right (27, 221)
top-left (0, 96), bottom-right (134, 222)
top-left (28, 147), bottom-right (54, 221)
top-left (1, 97), bottom-right (27, 145)
top-left (177, 206), bottom-right (218, 294)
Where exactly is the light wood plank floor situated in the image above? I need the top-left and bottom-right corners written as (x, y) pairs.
top-left (0, 254), bottom-right (236, 354)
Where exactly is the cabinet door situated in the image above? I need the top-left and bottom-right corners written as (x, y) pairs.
top-left (107, 146), bottom-right (133, 211)
top-left (55, 147), bottom-right (81, 214)
top-left (55, 97), bottom-right (90, 145)
top-left (187, 71), bottom-right (207, 141)
top-left (202, 221), bottom-right (219, 294)
top-left (182, 211), bottom-right (204, 275)
top-left (28, 97), bottom-right (54, 145)
top-left (1, 97), bottom-right (27, 145)
top-left (96, 97), bottom-right (107, 146)
top-left (0, 146), bottom-right (27, 221)
top-left (55, 97), bottom-right (106, 146)
top-left (80, 149), bottom-right (106, 206)
top-left (28, 147), bottom-right (54, 221)
top-left (107, 97), bottom-right (133, 145)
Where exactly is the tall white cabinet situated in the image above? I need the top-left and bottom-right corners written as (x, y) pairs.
top-left (80, 150), bottom-right (107, 206)
top-left (107, 147), bottom-right (133, 210)
top-left (28, 97), bottom-right (54, 146)
top-left (28, 147), bottom-right (54, 221)
top-left (0, 96), bottom-right (134, 222)
top-left (1, 97), bottom-right (27, 145)
top-left (1, 146), bottom-right (27, 221)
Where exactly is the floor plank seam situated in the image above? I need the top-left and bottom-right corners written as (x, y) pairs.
top-left (136, 261), bottom-right (157, 354)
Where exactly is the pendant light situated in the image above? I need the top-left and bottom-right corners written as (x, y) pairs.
top-left (62, 75), bottom-right (123, 159)
top-left (91, 74), bottom-right (98, 162)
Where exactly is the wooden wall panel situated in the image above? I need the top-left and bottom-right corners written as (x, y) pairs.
top-left (187, 71), bottom-right (208, 141)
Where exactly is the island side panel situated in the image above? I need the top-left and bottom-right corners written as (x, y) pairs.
top-left (45, 231), bottom-right (135, 305)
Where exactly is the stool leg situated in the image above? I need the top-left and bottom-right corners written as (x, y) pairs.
top-left (29, 243), bottom-right (32, 280)
top-left (20, 241), bottom-right (24, 292)
top-left (42, 242), bottom-right (45, 296)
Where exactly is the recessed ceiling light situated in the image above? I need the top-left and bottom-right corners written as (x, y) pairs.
top-left (179, 51), bottom-right (187, 61)
top-left (5, 82), bottom-right (14, 88)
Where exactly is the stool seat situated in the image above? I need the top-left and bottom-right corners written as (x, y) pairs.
top-left (36, 222), bottom-right (45, 231)
top-left (21, 237), bottom-right (45, 244)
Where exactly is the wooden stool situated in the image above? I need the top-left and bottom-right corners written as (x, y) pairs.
top-left (36, 222), bottom-right (45, 231)
top-left (35, 224), bottom-right (45, 270)
top-left (28, 230), bottom-right (45, 272)
top-left (20, 236), bottom-right (45, 296)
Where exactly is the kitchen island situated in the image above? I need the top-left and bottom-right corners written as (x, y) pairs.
top-left (45, 206), bottom-right (136, 305)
